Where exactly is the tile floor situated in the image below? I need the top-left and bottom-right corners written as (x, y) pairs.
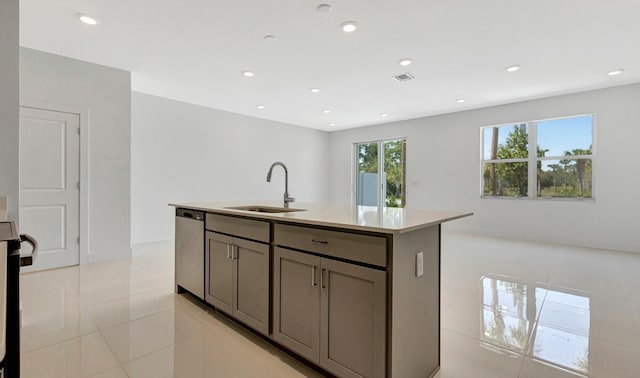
top-left (19, 234), bottom-right (640, 377)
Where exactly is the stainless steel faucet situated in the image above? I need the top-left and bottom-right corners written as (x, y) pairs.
top-left (266, 162), bottom-right (295, 208)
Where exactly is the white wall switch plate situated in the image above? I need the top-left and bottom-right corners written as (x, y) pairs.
top-left (416, 251), bottom-right (424, 277)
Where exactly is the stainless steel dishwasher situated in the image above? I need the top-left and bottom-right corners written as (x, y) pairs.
top-left (175, 208), bottom-right (205, 299)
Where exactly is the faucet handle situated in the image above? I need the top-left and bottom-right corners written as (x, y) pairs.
top-left (283, 196), bottom-right (295, 208)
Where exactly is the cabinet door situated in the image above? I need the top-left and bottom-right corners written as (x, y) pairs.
top-left (205, 231), bottom-right (234, 315)
top-left (320, 258), bottom-right (386, 378)
top-left (232, 237), bottom-right (270, 335)
top-left (273, 247), bottom-right (321, 363)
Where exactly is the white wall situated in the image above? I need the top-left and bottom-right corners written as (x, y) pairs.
top-left (131, 92), bottom-right (330, 244)
top-left (0, 0), bottom-right (19, 222)
top-left (329, 84), bottom-right (640, 253)
top-left (20, 48), bottom-right (132, 262)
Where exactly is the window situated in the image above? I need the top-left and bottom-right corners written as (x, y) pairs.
top-left (355, 138), bottom-right (407, 208)
top-left (481, 115), bottom-right (594, 199)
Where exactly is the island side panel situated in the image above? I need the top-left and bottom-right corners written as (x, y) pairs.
top-left (390, 224), bottom-right (440, 378)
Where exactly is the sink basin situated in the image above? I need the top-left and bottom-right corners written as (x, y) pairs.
top-left (224, 205), bottom-right (306, 213)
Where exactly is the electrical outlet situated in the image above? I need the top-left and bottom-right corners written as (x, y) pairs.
top-left (416, 252), bottom-right (424, 277)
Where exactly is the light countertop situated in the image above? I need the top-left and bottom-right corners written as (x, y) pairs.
top-left (169, 201), bottom-right (472, 234)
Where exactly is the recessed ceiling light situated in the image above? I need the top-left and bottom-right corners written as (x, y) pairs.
top-left (323, 109), bottom-right (331, 114)
top-left (316, 4), bottom-right (332, 13)
top-left (341, 21), bottom-right (358, 33)
top-left (310, 88), bottom-right (320, 93)
top-left (263, 35), bottom-right (277, 43)
top-left (329, 123), bottom-right (336, 126)
top-left (243, 71), bottom-right (255, 77)
top-left (77, 13), bottom-right (99, 25)
top-left (256, 105), bottom-right (265, 109)
top-left (380, 113), bottom-right (389, 117)
top-left (506, 65), bottom-right (521, 72)
top-left (456, 99), bottom-right (465, 104)
top-left (607, 69), bottom-right (624, 76)
top-left (399, 59), bottom-right (412, 66)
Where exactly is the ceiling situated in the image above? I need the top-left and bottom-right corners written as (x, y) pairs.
top-left (19, 0), bottom-right (640, 131)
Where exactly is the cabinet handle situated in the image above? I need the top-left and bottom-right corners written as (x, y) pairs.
top-left (232, 245), bottom-right (238, 260)
top-left (311, 266), bottom-right (317, 287)
top-left (311, 239), bottom-right (328, 244)
top-left (226, 244), bottom-right (231, 259)
top-left (320, 268), bottom-right (326, 289)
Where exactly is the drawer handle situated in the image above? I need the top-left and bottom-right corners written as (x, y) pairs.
top-left (311, 239), bottom-right (328, 245)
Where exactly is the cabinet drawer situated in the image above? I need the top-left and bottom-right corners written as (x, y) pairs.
top-left (206, 213), bottom-right (270, 243)
top-left (274, 223), bottom-right (387, 267)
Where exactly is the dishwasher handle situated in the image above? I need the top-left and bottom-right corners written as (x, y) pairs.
top-left (176, 208), bottom-right (205, 221)
top-left (19, 233), bottom-right (39, 267)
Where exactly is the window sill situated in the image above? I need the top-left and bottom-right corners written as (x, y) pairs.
top-left (535, 196), bottom-right (595, 202)
top-left (481, 196), bottom-right (595, 202)
top-left (480, 196), bottom-right (529, 200)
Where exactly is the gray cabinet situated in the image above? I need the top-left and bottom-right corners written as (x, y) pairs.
top-left (320, 258), bottom-right (386, 378)
top-left (273, 246), bottom-right (386, 378)
top-left (273, 247), bottom-right (320, 362)
top-left (274, 223), bottom-right (387, 268)
top-left (206, 231), bottom-right (270, 335)
top-left (205, 232), bottom-right (233, 313)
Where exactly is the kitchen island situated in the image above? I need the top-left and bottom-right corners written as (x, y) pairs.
top-left (170, 201), bottom-right (472, 378)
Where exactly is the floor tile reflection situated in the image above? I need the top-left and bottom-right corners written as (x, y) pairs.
top-left (441, 234), bottom-right (640, 378)
top-left (21, 332), bottom-right (119, 378)
top-left (89, 366), bottom-right (129, 378)
top-left (21, 286), bottom-right (97, 352)
top-left (100, 309), bottom-right (176, 363)
top-left (86, 287), bottom-right (175, 330)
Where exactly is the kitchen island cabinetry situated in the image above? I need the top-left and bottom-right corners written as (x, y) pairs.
top-left (205, 215), bottom-right (270, 336)
top-left (172, 201), bottom-right (472, 378)
top-left (273, 246), bottom-right (386, 378)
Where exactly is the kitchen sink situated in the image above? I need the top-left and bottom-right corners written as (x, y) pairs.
top-left (224, 206), bottom-right (306, 213)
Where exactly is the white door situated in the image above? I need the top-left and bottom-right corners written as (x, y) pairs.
top-left (19, 107), bottom-right (80, 271)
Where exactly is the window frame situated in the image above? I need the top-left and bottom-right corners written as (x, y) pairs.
top-left (480, 114), bottom-right (596, 201)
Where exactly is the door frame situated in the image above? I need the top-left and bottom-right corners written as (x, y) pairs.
top-left (20, 99), bottom-right (90, 265)
top-left (352, 137), bottom-right (407, 208)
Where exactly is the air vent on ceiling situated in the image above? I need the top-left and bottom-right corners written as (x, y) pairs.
top-left (393, 72), bottom-right (415, 82)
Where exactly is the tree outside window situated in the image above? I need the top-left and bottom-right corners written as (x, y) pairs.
top-left (482, 115), bottom-right (594, 199)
